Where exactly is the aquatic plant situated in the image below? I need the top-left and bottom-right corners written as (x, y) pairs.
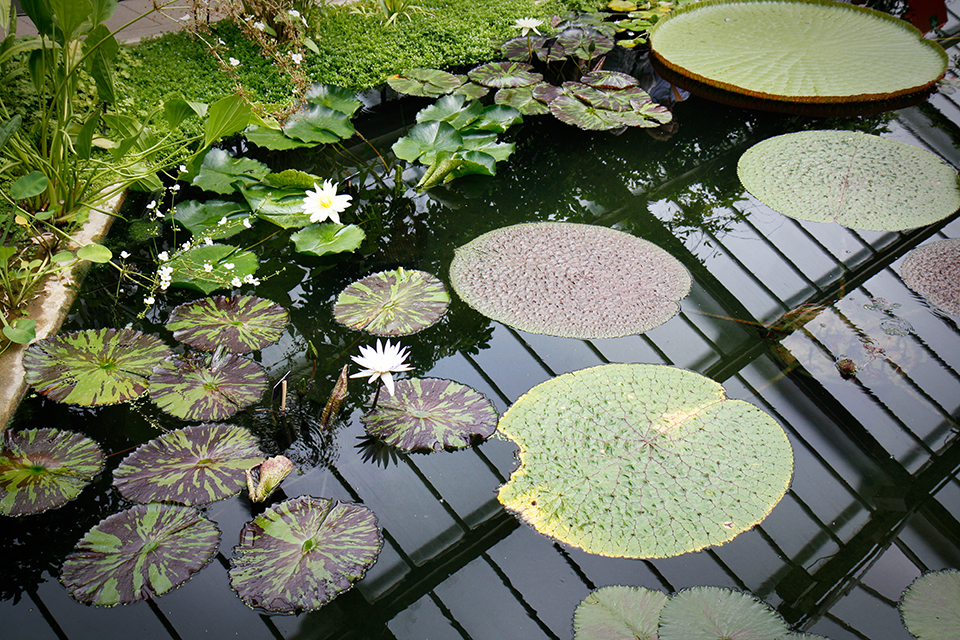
top-left (166, 295), bottom-right (290, 353)
top-left (333, 268), bottom-right (450, 336)
top-left (244, 84), bottom-right (361, 151)
top-left (350, 339), bottom-right (413, 399)
top-left (899, 569), bottom-right (960, 640)
top-left (246, 455), bottom-right (295, 503)
top-left (387, 68), bottom-right (463, 97)
top-left (164, 242), bottom-right (260, 295)
top-left (900, 239), bottom-right (960, 316)
top-left (148, 352), bottom-right (268, 421)
top-left (302, 179), bottom-right (353, 224)
top-left (573, 585), bottom-right (667, 640)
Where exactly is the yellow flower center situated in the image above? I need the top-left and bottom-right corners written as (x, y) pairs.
top-left (318, 195), bottom-right (333, 208)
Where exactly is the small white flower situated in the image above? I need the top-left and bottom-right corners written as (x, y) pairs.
top-left (179, 164), bottom-right (187, 173)
top-left (229, 57), bottom-right (241, 67)
top-left (288, 9), bottom-right (301, 17)
top-left (120, 251), bottom-right (130, 259)
top-left (154, 210), bottom-right (165, 220)
top-left (301, 179), bottom-right (352, 224)
top-left (203, 262), bottom-right (213, 272)
top-left (157, 251), bottom-right (170, 262)
top-left (218, 38), bottom-right (226, 45)
top-left (179, 13), bottom-right (191, 21)
top-left (171, 184), bottom-right (181, 192)
top-left (146, 200), bottom-right (157, 210)
top-left (349, 339), bottom-right (413, 397)
top-left (144, 297), bottom-right (155, 306)
top-left (290, 52), bottom-right (303, 65)
top-left (182, 241), bottom-right (192, 251)
top-left (218, 217), bottom-right (228, 225)
top-left (243, 218), bottom-right (253, 228)
top-left (243, 274), bottom-right (260, 285)
top-left (231, 277), bottom-right (242, 287)
top-left (254, 20), bottom-right (265, 31)
top-left (513, 17), bottom-right (543, 36)
top-left (224, 263), bottom-right (235, 270)
top-left (204, 237), bottom-right (214, 246)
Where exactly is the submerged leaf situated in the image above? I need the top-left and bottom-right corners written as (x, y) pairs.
top-left (166, 295), bottom-right (289, 353)
top-left (333, 268), bottom-right (450, 336)
top-left (899, 569), bottom-right (960, 640)
top-left (658, 586), bottom-right (789, 640)
top-left (573, 585), bottom-right (667, 640)
top-left (149, 353), bottom-right (268, 421)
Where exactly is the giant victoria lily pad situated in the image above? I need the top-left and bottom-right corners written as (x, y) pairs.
top-left (0, 429), bottom-right (104, 517)
top-left (497, 364), bottom-right (793, 558)
top-left (229, 496), bottom-right (382, 613)
top-left (60, 503), bottom-right (220, 606)
top-left (449, 223), bottom-right (691, 339)
top-left (899, 569), bottom-right (960, 640)
top-left (113, 424), bottom-right (264, 506)
top-left (165, 295), bottom-right (289, 353)
top-left (333, 268), bottom-right (450, 336)
top-left (901, 239), bottom-right (960, 316)
top-left (23, 328), bottom-right (172, 405)
top-left (361, 378), bottom-right (498, 452)
top-left (149, 353), bottom-right (268, 421)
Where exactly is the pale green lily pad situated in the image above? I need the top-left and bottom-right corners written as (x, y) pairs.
top-left (282, 105), bottom-right (355, 144)
top-left (497, 364), bottom-right (793, 558)
top-left (239, 184), bottom-right (312, 228)
top-left (192, 148), bottom-right (269, 195)
top-left (304, 84), bottom-right (362, 116)
top-left (658, 587), bottom-right (789, 640)
top-left (165, 295), bottom-right (289, 353)
top-left (573, 585), bottom-right (667, 640)
top-left (291, 222), bottom-right (366, 257)
top-left (468, 61), bottom-right (543, 89)
top-left (244, 124), bottom-right (315, 150)
top-left (901, 239), bottom-right (960, 316)
top-left (738, 131), bottom-right (960, 231)
top-left (899, 569), bottom-right (960, 640)
top-left (495, 86), bottom-right (551, 115)
top-left (149, 353), bottom-right (268, 421)
top-left (387, 68), bottom-right (462, 97)
top-left (333, 268), bottom-right (450, 336)
top-left (166, 244), bottom-right (259, 295)
top-left (0, 429), bottom-right (104, 517)
top-left (23, 328), bottom-right (172, 405)
top-left (173, 200), bottom-right (251, 239)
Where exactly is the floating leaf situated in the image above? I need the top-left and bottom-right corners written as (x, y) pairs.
top-left (453, 78), bottom-right (491, 101)
top-left (76, 243), bottom-right (112, 263)
top-left (392, 120), bottom-right (463, 165)
top-left (229, 496), bottom-right (383, 613)
top-left (901, 239), bottom-right (960, 316)
top-left (658, 587), bottom-right (789, 640)
top-left (573, 585), bottom-right (667, 640)
top-left (497, 364), bottom-right (793, 558)
top-left (361, 378), bottom-right (498, 452)
top-left (387, 68), bottom-right (462, 97)
top-left (0, 429), bottom-right (104, 517)
top-left (495, 86), bottom-right (551, 115)
top-left (246, 455), bottom-right (295, 503)
top-left (580, 70), bottom-right (639, 90)
top-left (244, 124), bottom-right (315, 150)
top-left (192, 148), bottom-right (269, 195)
top-left (165, 295), bottom-right (289, 353)
top-left (304, 84), bottom-right (362, 116)
top-left (113, 424), bottom-right (264, 506)
top-left (900, 569), bottom-right (960, 640)
top-left (290, 222), bottom-right (366, 257)
top-left (555, 26), bottom-right (615, 60)
top-left (282, 104), bottom-right (355, 144)
top-left (550, 94), bottom-right (623, 130)
top-left (149, 353), bottom-right (268, 421)
top-left (416, 94), bottom-right (484, 129)
top-left (449, 223), bottom-right (690, 339)
top-left (23, 328), bottom-right (172, 405)
top-left (167, 244), bottom-right (259, 295)
top-left (738, 131), bottom-right (960, 231)
top-left (239, 183), bottom-right (312, 228)
top-left (468, 61), bottom-right (543, 89)
top-left (173, 199), bottom-right (252, 239)
top-left (333, 268), bottom-right (450, 336)
top-left (60, 503), bottom-right (220, 606)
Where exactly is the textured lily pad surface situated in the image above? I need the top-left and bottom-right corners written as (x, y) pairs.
top-left (658, 586), bottom-right (789, 640)
top-left (901, 239), bottom-right (960, 316)
top-left (0, 429), bottom-right (104, 517)
top-left (229, 496), bottom-right (383, 613)
top-left (650, 0), bottom-right (946, 105)
top-left (149, 353), bottom-right (268, 421)
top-left (333, 268), bottom-right (450, 336)
top-left (573, 585), bottom-right (667, 640)
top-left (900, 569), bottom-right (960, 640)
top-left (60, 503), bottom-right (220, 606)
top-left (165, 295), bottom-right (289, 353)
top-left (738, 131), bottom-right (960, 231)
top-left (361, 378), bottom-right (498, 452)
top-left (449, 223), bottom-right (691, 339)
top-left (113, 424), bottom-right (264, 506)
top-left (23, 328), bottom-right (172, 405)
top-left (498, 364), bottom-right (793, 558)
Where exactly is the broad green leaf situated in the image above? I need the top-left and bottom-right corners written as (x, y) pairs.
top-left (901, 239), bottom-right (960, 316)
top-left (240, 184), bottom-right (312, 228)
top-left (549, 94), bottom-right (623, 130)
top-left (470, 104), bottom-right (523, 133)
top-left (264, 169), bottom-right (323, 189)
top-left (468, 61), bottom-right (542, 89)
top-left (282, 105), bottom-right (355, 144)
top-left (204, 94), bottom-right (251, 148)
top-left (0, 115), bottom-right (22, 153)
top-left (77, 243), bottom-right (112, 263)
top-left (165, 295), bottom-right (289, 353)
top-left (416, 94), bottom-right (483, 129)
top-left (47, 0), bottom-right (90, 38)
top-left (88, 0), bottom-right (118, 25)
top-left (453, 80), bottom-right (490, 101)
top-left (83, 24), bottom-right (118, 104)
top-left (244, 124), bottom-right (315, 150)
top-left (11, 171), bottom-right (48, 200)
top-left (387, 68), bottom-right (462, 97)
top-left (192, 147), bottom-right (270, 195)
top-left (172, 199), bottom-right (252, 239)
top-left (573, 585), bottom-right (667, 640)
top-left (2, 317), bottom-right (37, 344)
top-left (495, 86), bottom-right (550, 115)
top-left (899, 570), bottom-right (960, 640)
top-left (19, 0), bottom-right (55, 36)
top-left (149, 353), bottom-right (268, 421)
top-left (290, 222), bottom-right (365, 257)
top-left (658, 587), bottom-right (789, 640)
top-left (166, 244), bottom-right (259, 295)
top-left (333, 268), bottom-right (450, 335)
top-left (164, 98), bottom-right (207, 129)
top-left (392, 121), bottom-right (463, 165)
top-left (305, 84), bottom-right (362, 116)
top-left (76, 107), bottom-right (101, 159)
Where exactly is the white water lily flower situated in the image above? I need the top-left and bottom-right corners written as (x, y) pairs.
top-left (349, 339), bottom-right (412, 397)
top-left (301, 180), bottom-right (352, 224)
top-left (513, 17), bottom-right (543, 36)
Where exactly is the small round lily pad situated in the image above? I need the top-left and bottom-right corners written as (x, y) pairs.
top-left (573, 585), bottom-right (668, 640)
top-left (468, 61), bottom-right (543, 89)
top-left (658, 586), bottom-right (789, 640)
top-left (333, 268), bottom-right (450, 336)
top-left (361, 378), bottom-right (498, 452)
top-left (449, 223), bottom-right (691, 339)
top-left (165, 295), bottom-right (289, 353)
top-left (901, 239), bottom-right (960, 316)
top-left (899, 569), bottom-right (960, 640)
top-left (149, 353), bottom-right (268, 421)
top-left (387, 68), bottom-right (462, 97)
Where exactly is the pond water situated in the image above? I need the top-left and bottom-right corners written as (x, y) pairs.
top-left (3, 68), bottom-right (960, 639)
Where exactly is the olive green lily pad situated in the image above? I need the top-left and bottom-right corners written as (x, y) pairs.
top-left (60, 503), bottom-right (220, 606)
top-left (361, 378), bottom-right (498, 452)
top-left (495, 86), bottom-right (551, 116)
top-left (165, 295), bottom-right (289, 353)
top-left (738, 131), bottom-right (960, 231)
top-left (573, 585), bottom-right (667, 640)
top-left (468, 61), bottom-right (543, 89)
top-left (649, 0), bottom-right (946, 108)
top-left (113, 424), bottom-right (264, 506)
top-left (550, 94), bottom-right (625, 130)
top-left (282, 104), bottom-right (355, 144)
top-left (166, 244), bottom-right (259, 295)
top-left (0, 429), bottom-right (104, 517)
top-left (899, 569), bottom-right (960, 640)
top-left (290, 223), bottom-right (366, 257)
top-left (333, 268), bottom-right (450, 336)
top-left (901, 239), bottom-right (960, 316)
top-left (387, 68), bottom-right (462, 97)
top-left (229, 496), bottom-right (383, 613)
top-left (449, 223), bottom-right (691, 339)
top-left (658, 587), bottom-right (789, 640)
top-left (497, 364), bottom-right (793, 558)
top-left (304, 84), bottom-right (362, 116)
top-left (149, 353), bottom-right (268, 421)
top-left (23, 328), bottom-right (172, 405)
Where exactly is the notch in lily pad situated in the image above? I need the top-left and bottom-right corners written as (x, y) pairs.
top-left (166, 244), bottom-right (259, 295)
top-left (165, 295), bottom-right (289, 353)
top-left (333, 268), bottom-right (450, 336)
top-left (149, 352), bottom-right (268, 421)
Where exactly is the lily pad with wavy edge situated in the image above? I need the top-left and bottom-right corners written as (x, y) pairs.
top-left (468, 61), bottom-right (543, 89)
top-left (244, 124), bottom-right (315, 150)
top-left (387, 68), bottom-right (462, 97)
top-left (229, 496), bottom-right (383, 613)
top-left (901, 239), bottom-right (960, 316)
top-left (333, 268), bottom-right (450, 335)
top-left (291, 223), bottom-right (366, 258)
top-left (392, 120), bottom-right (463, 165)
top-left (449, 223), bottom-right (690, 339)
top-left (453, 79), bottom-right (490, 100)
top-left (167, 244), bottom-right (259, 295)
top-left (191, 148), bottom-right (269, 195)
top-left (0, 429), bottom-right (104, 517)
top-left (555, 26), bottom-right (615, 61)
top-left (573, 585), bottom-right (667, 640)
top-left (282, 104), bottom-right (355, 144)
top-left (495, 86), bottom-right (551, 115)
top-left (361, 378), bottom-right (498, 452)
top-left (899, 569), bottom-right (960, 640)
top-left (173, 200), bottom-right (252, 239)
top-left (149, 353), bottom-right (268, 421)
top-left (659, 587), bottom-right (789, 640)
top-left (497, 364), bottom-right (793, 558)
top-left (550, 94), bottom-right (625, 130)
top-left (239, 184), bottom-right (312, 228)
top-left (113, 424), bottom-right (264, 506)
top-left (738, 131), bottom-right (960, 231)
top-left (165, 295), bottom-right (288, 353)
top-left (649, 0), bottom-right (946, 107)
top-left (23, 328), bottom-right (172, 405)
top-left (60, 503), bottom-right (220, 606)
top-left (304, 84), bottom-right (362, 116)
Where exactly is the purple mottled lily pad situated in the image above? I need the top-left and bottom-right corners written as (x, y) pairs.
top-left (60, 503), bottom-right (220, 606)
top-left (361, 378), bottom-right (499, 452)
top-left (149, 353), bottom-right (268, 421)
top-left (468, 61), bottom-right (543, 89)
top-left (580, 70), bottom-right (640, 90)
top-left (165, 295), bottom-right (289, 353)
top-left (229, 496), bottom-right (382, 613)
top-left (113, 424), bottom-right (264, 506)
top-left (495, 86), bottom-right (551, 115)
top-left (333, 268), bottom-right (450, 336)
top-left (501, 35), bottom-right (547, 61)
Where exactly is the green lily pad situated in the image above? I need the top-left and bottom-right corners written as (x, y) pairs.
top-left (449, 223), bottom-right (691, 339)
top-left (167, 244), bottom-right (259, 295)
top-left (581, 70), bottom-right (640, 90)
top-left (113, 424), bottom-right (264, 506)
top-left (290, 222), bottom-right (366, 257)
top-left (304, 84), bottom-right (362, 116)
top-left (165, 295), bottom-right (289, 353)
top-left (387, 68), bottom-right (462, 97)
top-left (173, 199), bottom-right (252, 239)
top-left (239, 184), bottom-right (312, 228)
top-left (149, 353), bottom-right (268, 421)
top-left (738, 131), bottom-right (960, 231)
top-left (901, 239), bottom-right (960, 316)
top-left (573, 585), bottom-right (667, 640)
top-left (900, 569), bottom-right (960, 640)
top-left (333, 268), bottom-right (450, 336)
top-left (60, 503), bottom-right (220, 606)
top-left (191, 148), bottom-right (270, 195)
top-left (229, 496), bottom-right (383, 613)
top-left (452, 80), bottom-right (490, 101)
top-left (549, 94), bottom-right (624, 130)
top-left (263, 169), bottom-right (323, 190)
top-left (282, 104), bottom-right (355, 144)
top-left (23, 328), bottom-right (172, 405)
top-left (0, 429), bottom-right (104, 517)
top-left (416, 94), bottom-right (484, 129)
top-left (497, 364), bottom-right (793, 558)
top-left (495, 86), bottom-right (551, 115)
top-left (361, 378), bottom-right (498, 452)
top-left (468, 61), bottom-right (543, 89)
top-left (658, 587), bottom-right (789, 640)
top-left (392, 120), bottom-right (463, 166)
top-left (244, 124), bottom-right (315, 150)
